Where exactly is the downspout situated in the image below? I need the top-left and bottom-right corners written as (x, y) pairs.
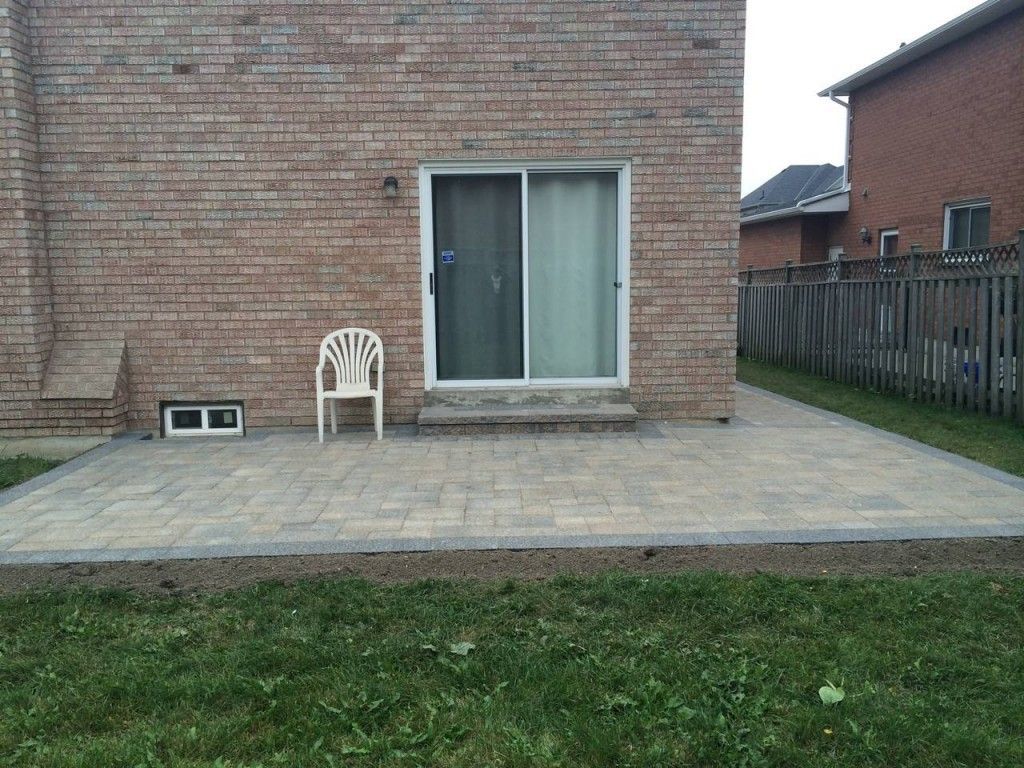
top-left (827, 91), bottom-right (851, 188)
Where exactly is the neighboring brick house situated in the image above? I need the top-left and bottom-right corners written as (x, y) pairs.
top-left (0, 0), bottom-right (745, 437)
top-left (739, 164), bottom-right (846, 268)
top-left (740, 0), bottom-right (1024, 270)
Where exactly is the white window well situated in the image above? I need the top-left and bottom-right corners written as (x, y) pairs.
top-left (161, 402), bottom-right (244, 437)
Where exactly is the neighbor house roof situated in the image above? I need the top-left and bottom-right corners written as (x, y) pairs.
top-left (740, 164), bottom-right (847, 225)
top-left (819, 0), bottom-right (1024, 97)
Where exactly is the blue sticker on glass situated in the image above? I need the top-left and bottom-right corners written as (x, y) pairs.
top-left (441, 250), bottom-right (455, 264)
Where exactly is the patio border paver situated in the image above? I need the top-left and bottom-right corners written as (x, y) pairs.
top-left (2, 385), bottom-right (1023, 565)
top-left (3, 525), bottom-right (1024, 565)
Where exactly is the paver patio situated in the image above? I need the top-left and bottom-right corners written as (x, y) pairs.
top-left (1, 385), bottom-right (1023, 564)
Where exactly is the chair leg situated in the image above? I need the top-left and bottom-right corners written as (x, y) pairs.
top-left (316, 397), bottom-right (324, 443)
top-left (329, 400), bottom-right (338, 434)
top-left (373, 393), bottom-right (383, 440)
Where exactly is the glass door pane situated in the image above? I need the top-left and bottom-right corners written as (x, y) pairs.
top-left (528, 172), bottom-right (618, 378)
top-left (432, 174), bottom-right (523, 381)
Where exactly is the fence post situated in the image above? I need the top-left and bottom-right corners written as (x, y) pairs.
top-left (910, 245), bottom-right (920, 278)
top-left (784, 259), bottom-right (793, 284)
top-left (836, 253), bottom-right (845, 282)
top-left (746, 264), bottom-right (753, 286)
top-left (1017, 230), bottom-right (1024, 423)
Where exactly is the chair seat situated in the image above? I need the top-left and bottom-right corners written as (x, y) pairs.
top-left (323, 387), bottom-right (377, 399)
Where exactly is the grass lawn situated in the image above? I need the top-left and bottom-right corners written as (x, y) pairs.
top-left (0, 456), bottom-right (61, 492)
top-left (737, 357), bottom-right (1024, 479)
top-left (1, 573), bottom-right (1022, 766)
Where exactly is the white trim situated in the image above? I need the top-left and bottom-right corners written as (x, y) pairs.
top-left (739, 188), bottom-right (849, 226)
top-left (879, 228), bottom-right (899, 257)
top-left (943, 198), bottom-right (991, 249)
top-left (418, 158), bottom-right (632, 390)
top-left (163, 404), bottom-right (244, 437)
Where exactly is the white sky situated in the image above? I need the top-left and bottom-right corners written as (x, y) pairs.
top-left (741, 0), bottom-right (982, 195)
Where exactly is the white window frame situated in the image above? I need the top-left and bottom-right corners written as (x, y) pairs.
top-left (162, 403), bottom-right (244, 437)
top-left (417, 158), bottom-right (631, 390)
top-left (827, 246), bottom-right (845, 261)
top-left (879, 228), bottom-right (899, 257)
top-left (943, 199), bottom-right (990, 249)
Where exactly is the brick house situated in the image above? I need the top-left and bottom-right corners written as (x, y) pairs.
top-left (739, 0), bottom-right (1024, 269)
top-left (0, 0), bottom-right (744, 437)
top-left (739, 164), bottom-right (846, 269)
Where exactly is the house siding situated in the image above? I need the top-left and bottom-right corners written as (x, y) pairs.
top-left (0, 0), bottom-right (745, 434)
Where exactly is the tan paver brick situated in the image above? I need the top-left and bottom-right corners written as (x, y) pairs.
top-left (2, 389), bottom-right (1023, 560)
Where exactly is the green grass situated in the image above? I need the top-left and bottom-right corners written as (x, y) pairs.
top-left (1, 574), bottom-right (1023, 766)
top-left (0, 455), bottom-right (61, 492)
top-left (737, 357), bottom-right (1024, 479)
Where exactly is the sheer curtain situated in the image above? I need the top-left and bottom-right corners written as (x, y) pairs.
top-left (528, 172), bottom-right (618, 378)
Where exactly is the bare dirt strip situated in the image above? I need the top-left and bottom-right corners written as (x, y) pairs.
top-left (1, 538), bottom-right (1022, 596)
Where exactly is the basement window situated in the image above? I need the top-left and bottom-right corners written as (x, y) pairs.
top-left (161, 402), bottom-right (244, 437)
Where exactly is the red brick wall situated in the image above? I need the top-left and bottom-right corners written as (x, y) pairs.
top-left (798, 216), bottom-right (833, 264)
top-left (738, 218), bottom-right (804, 269)
top-left (831, 9), bottom-right (1024, 259)
top-left (0, 0), bottom-right (745, 433)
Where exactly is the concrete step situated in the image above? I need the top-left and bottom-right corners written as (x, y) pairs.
top-left (417, 393), bottom-right (638, 435)
top-left (423, 387), bottom-right (630, 407)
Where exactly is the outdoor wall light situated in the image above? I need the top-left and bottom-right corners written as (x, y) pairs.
top-left (383, 176), bottom-right (399, 198)
top-left (859, 226), bottom-right (872, 244)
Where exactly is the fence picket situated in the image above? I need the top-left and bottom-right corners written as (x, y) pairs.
top-left (1002, 275), bottom-right (1014, 418)
top-left (989, 278), bottom-right (1001, 416)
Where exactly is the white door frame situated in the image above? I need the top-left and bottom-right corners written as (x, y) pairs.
top-left (418, 158), bottom-right (631, 390)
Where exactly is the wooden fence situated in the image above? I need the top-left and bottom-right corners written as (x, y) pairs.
top-left (737, 234), bottom-right (1024, 423)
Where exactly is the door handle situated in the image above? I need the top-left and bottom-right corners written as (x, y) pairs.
top-left (613, 281), bottom-right (622, 288)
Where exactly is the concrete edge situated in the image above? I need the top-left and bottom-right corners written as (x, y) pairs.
top-left (736, 382), bottom-right (1024, 493)
top-left (0, 432), bottom-right (146, 508)
top-left (3, 524), bottom-right (1023, 565)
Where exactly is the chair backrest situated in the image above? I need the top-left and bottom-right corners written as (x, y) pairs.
top-left (318, 328), bottom-right (383, 389)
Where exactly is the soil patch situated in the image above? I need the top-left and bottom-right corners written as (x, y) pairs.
top-left (1, 538), bottom-right (1022, 596)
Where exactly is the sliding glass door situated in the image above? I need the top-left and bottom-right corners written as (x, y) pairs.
top-left (425, 163), bottom-right (626, 386)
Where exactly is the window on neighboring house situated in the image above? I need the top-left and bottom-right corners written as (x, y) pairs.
top-left (879, 229), bottom-right (899, 256)
top-left (944, 200), bottom-right (990, 249)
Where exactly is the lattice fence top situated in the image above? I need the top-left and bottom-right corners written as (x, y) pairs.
top-left (744, 241), bottom-right (1020, 286)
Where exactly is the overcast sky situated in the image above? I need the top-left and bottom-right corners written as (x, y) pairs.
top-left (741, 0), bottom-right (981, 195)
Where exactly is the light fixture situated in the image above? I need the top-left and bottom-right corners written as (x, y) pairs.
top-left (383, 176), bottom-right (399, 198)
top-left (859, 226), bottom-right (872, 244)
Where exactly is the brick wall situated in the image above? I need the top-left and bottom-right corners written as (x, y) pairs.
top-left (831, 8), bottom-right (1024, 259)
top-left (0, 0), bottom-right (744, 434)
top-left (738, 217), bottom-right (803, 269)
top-left (0, 1), bottom-right (54, 434)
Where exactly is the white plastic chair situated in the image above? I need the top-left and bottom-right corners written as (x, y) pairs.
top-left (315, 328), bottom-right (384, 442)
